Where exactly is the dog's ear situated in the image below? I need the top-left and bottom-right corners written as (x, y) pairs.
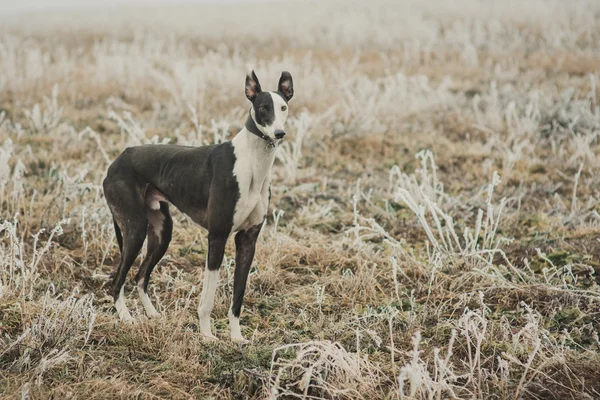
top-left (245, 70), bottom-right (262, 102)
top-left (278, 71), bottom-right (294, 101)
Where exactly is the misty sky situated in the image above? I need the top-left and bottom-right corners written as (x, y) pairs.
top-left (0, 0), bottom-right (264, 14)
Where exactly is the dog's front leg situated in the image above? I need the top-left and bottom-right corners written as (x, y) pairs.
top-left (229, 223), bottom-right (263, 344)
top-left (198, 233), bottom-right (228, 341)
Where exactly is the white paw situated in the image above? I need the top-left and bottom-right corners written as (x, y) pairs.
top-left (231, 335), bottom-right (249, 345)
top-left (145, 307), bottom-right (161, 319)
top-left (138, 287), bottom-right (160, 318)
top-left (118, 310), bottom-right (136, 324)
top-left (228, 312), bottom-right (248, 344)
top-left (202, 332), bottom-right (219, 342)
top-left (199, 316), bottom-right (218, 341)
top-left (116, 296), bottom-right (136, 324)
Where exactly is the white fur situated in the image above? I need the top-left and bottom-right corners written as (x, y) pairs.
top-left (198, 268), bottom-right (219, 340)
top-left (146, 191), bottom-right (168, 211)
top-left (268, 92), bottom-right (289, 133)
top-left (137, 282), bottom-right (160, 318)
top-left (147, 199), bottom-right (161, 210)
top-left (115, 286), bottom-right (135, 323)
top-left (229, 308), bottom-right (248, 344)
top-left (231, 127), bottom-right (275, 232)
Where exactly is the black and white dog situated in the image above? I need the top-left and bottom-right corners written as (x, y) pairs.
top-left (103, 70), bottom-right (293, 343)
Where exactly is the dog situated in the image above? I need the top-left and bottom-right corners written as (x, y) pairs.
top-left (103, 70), bottom-right (294, 343)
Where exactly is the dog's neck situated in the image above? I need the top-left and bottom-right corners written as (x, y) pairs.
top-left (231, 125), bottom-right (276, 194)
top-left (245, 111), bottom-right (265, 140)
top-left (244, 109), bottom-right (276, 147)
top-left (232, 115), bottom-right (278, 160)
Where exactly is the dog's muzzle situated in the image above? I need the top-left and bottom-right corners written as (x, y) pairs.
top-left (274, 130), bottom-right (286, 139)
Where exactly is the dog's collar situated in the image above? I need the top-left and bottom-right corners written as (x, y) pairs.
top-left (245, 110), bottom-right (276, 151)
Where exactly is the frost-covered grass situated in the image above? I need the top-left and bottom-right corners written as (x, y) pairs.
top-left (1, 0), bottom-right (600, 398)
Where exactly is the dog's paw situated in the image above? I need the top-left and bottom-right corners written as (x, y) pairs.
top-left (202, 333), bottom-right (219, 342)
top-left (231, 335), bottom-right (249, 345)
top-left (118, 312), bottom-right (136, 324)
top-left (200, 331), bottom-right (219, 343)
top-left (145, 309), bottom-right (161, 319)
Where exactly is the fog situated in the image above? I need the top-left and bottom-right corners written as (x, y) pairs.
top-left (0, 0), bottom-right (275, 15)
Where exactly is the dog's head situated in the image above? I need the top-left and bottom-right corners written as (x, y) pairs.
top-left (245, 70), bottom-right (294, 141)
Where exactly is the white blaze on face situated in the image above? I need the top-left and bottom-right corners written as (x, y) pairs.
top-left (269, 91), bottom-right (289, 133)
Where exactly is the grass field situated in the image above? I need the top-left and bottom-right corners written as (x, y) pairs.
top-left (1, 0), bottom-right (600, 398)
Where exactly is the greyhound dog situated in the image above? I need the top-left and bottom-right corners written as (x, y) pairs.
top-left (103, 70), bottom-right (293, 343)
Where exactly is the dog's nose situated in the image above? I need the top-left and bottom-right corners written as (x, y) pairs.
top-left (274, 130), bottom-right (286, 139)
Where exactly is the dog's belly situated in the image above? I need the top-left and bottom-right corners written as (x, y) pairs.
top-left (145, 185), bottom-right (209, 228)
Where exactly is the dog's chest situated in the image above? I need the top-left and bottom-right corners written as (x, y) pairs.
top-left (231, 142), bottom-right (274, 232)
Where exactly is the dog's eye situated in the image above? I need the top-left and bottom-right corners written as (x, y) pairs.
top-left (281, 106), bottom-right (287, 111)
top-left (259, 106), bottom-right (266, 113)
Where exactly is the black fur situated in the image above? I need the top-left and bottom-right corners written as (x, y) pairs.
top-left (103, 142), bottom-right (240, 298)
top-left (231, 223), bottom-right (263, 318)
top-left (245, 109), bottom-right (269, 140)
top-left (244, 70), bottom-right (276, 130)
top-left (135, 202), bottom-right (172, 291)
top-left (252, 92), bottom-right (276, 127)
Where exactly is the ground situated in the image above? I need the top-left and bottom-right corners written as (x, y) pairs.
top-left (1, 0), bottom-right (600, 399)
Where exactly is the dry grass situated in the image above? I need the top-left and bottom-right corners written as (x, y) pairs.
top-left (1, 0), bottom-right (600, 398)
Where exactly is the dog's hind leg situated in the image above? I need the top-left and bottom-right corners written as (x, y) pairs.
top-left (104, 176), bottom-right (148, 324)
top-left (135, 202), bottom-right (173, 318)
top-left (112, 212), bottom-right (147, 323)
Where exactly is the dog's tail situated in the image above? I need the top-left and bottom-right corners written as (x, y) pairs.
top-left (113, 218), bottom-right (123, 254)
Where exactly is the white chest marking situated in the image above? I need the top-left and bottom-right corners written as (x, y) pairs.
top-left (231, 129), bottom-right (275, 232)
